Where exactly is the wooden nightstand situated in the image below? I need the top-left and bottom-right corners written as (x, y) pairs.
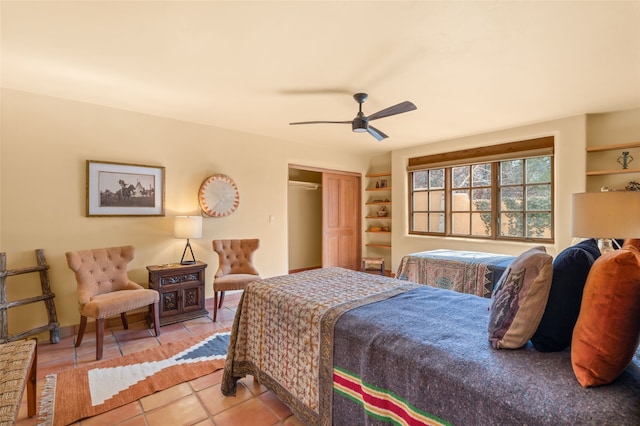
top-left (146, 262), bottom-right (208, 326)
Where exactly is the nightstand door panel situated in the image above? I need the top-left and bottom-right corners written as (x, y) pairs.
top-left (160, 285), bottom-right (181, 317)
top-left (181, 282), bottom-right (204, 313)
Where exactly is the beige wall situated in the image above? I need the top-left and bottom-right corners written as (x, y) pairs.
top-left (391, 114), bottom-right (589, 270)
top-left (0, 89), bottom-right (370, 335)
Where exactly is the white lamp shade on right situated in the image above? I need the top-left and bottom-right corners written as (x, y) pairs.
top-left (571, 192), bottom-right (640, 239)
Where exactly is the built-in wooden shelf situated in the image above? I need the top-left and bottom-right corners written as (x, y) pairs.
top-left (365, 172), bottom-right (392, 256)
top-left (586, 169), bottom-right (640, 176)
top-left (586, 141), bottom-right (640, 152)
top-left (366, 243), bottom-right (391, 249)
top-left (586, 141), bottom-right (640, 177)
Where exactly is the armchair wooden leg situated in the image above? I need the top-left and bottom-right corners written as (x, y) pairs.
top-left (121, 312), bottom-right (129, 330)
top-left (213, 291), bottom-right (219, 322)
top-left (151, 302), bottom-right (160, 337)
top-left (27, 339), bottom-right (37, 418)
top-left (218, 291), bottom-right (225, 308)
top-left (76, 315), bottom-right (87, 347)
top-left (96, 318), bottom-right (105, 360)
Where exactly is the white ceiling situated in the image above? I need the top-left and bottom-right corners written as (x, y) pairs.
top-left (2, 1), bottom-right (640, 155)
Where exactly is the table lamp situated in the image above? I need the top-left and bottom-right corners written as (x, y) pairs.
top-left (174, 215), bottom-right (202, 265)
top-left (571, 191), bottom-right (640, 253)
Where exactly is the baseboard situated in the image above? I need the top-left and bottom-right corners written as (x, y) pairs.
top-left (288, 266), bottom-right (321, 274)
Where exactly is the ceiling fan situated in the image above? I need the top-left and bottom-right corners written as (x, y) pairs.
top-left (289, 93), bottom-right (417, 141)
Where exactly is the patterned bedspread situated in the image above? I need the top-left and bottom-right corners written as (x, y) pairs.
top-left (221, 267), bottom-right (419, 425)
top-left (396, 249), bottom-right (515, 297)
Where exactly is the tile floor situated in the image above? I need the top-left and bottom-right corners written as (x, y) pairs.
top-left (14, 293), bottom-right (305, 426)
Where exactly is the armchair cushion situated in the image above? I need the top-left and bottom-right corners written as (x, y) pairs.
top-left (213, 273), bottom-right (260, 292)
top-left (81, 288), bottom-right (159, 319)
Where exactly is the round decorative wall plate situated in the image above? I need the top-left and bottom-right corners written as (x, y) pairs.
top-left (198, 174), bottom-right (240, 217)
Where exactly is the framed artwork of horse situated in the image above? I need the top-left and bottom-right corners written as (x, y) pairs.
top-left (86, 160), bottom-right (165, 216)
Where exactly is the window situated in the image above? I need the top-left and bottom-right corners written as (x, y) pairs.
top-left (408, 137), bottom-right (554, 242)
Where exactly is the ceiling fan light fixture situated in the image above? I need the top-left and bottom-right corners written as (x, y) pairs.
top-left (352, 117), bottom-right (368, 133)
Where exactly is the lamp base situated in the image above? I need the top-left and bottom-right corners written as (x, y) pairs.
top-left (597, 238), bottom-right (614, 254)
top-left (180, 239), bottom-right (197, 265)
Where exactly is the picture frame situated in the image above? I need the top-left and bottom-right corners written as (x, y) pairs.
top-left (86, 160), bottom-right (165, 217)
top-left (379, 179), bottom-right (388, 188)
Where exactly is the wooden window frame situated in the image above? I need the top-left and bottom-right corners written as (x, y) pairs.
top-left (408, 137), bottom-right (554, 243)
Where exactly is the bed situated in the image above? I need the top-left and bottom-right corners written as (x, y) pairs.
top-left (221, 267), bottom-right (640, 425)
top-left (396, 249), bottom-right (515, 297)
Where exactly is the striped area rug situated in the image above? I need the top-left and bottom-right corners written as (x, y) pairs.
top-left (38, 330), bottom-right (229, 426)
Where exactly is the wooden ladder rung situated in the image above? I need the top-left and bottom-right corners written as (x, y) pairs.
top-left (3, 293), bottom-right (56, 309)
top-left (0, 264), bottom-right (48, 278)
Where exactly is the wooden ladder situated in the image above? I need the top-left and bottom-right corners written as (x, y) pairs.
top-left (0, 249), bottom-right (60, 344)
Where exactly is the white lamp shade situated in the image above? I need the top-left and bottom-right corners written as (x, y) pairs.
top-left (571, 192), bottom-right (640, 239)
top-left (174, 216), bottom-right (203, 239)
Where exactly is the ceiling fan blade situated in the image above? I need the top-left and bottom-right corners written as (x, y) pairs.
top-left (289, 120), bottom-right (351, 125)
top-left (367, 101), bottom-right (417, 121)
top-left (367, 125), bottom-right (389, 141)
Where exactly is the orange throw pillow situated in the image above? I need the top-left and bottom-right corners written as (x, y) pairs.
top-left (571, 239), bottom-right (640, 387)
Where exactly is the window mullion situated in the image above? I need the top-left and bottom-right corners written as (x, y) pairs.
top-left (445, 168), bottom-right (452, 235)
top-left (492, 162), bottom-right (499, 240)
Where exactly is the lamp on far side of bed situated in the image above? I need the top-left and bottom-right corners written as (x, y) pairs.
top-left (174, 215), bottom-right (203, 265)
top-left (571, 191), bottom-right (640, 253)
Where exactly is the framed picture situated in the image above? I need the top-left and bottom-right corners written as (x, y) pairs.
top-left (379, 179), bottom-right (388, 188)
top-left (86, 160), bottom-right (165, 217)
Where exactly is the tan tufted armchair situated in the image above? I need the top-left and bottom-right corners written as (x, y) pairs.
top-left (212, 239), bottom-right (260, 321)
top-left (65, 246), bottom-right (160, 360)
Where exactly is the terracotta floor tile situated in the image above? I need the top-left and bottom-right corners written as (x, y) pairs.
top-left (144, 395), bottom-right (208, 426)
top-left (36, 344), bottom-right (75, 362)
top-left (283, 415), bottom-right (307, 426)
top-left (238, 375), bottom-right (268, 396)
top-left (76, 345), bottom-right (122, 365)
top-left (156, 327), bottom-right (195, 344)
top-left (79, 401), bottom-right (143, 426)
top-left (259, 390), bottom-right (294, 420)
top-left (185, 322), bottom-right (219, 336)
top-left (212, 397), bottom-right (279, 426)
top-left (183, 316), bottom-right (216, 326)
top-left (118, 338), bottom-right (160, 355)
top-left (140, 382), bottom-right (193, 412)
top-left (113, 327), bottom-right (155, 343)
top-left (197, 383), bottom-right (253, 416)
top-left (38, 361), bottom-right (75, 379)
top-left (40, 335), bottom-right (76, 349)
top-left (189, 369), bottom-right (223, 392)
top-left (107, 415), bottom-right (147, 426)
